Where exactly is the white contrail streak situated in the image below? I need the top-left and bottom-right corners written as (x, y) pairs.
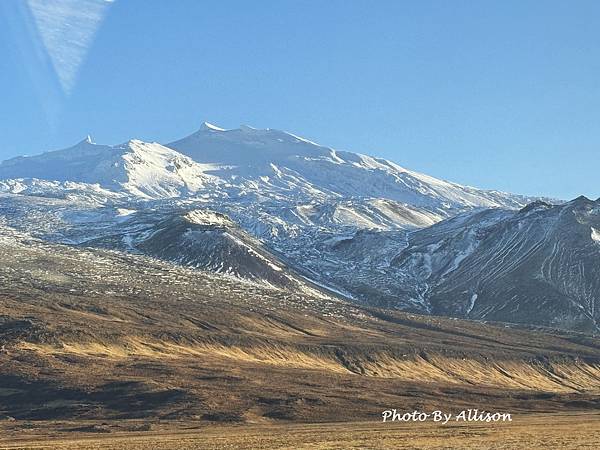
top-left (26, 0), bottom-right (114, 95)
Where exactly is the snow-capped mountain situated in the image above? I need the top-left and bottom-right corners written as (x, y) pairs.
top-left (392, 197), bottom-right (600, 332)
top-left (5, 121), bottom-right (590, 332)
top-left (1, 122), bottom-right (537, 213)
top-left (168, 122), bottom-right (534, 211)
top-left (0, 137), bottom-right (218, 199)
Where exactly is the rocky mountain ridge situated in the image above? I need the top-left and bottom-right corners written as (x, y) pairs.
top-left (2, 122), bottom-right (595, 332)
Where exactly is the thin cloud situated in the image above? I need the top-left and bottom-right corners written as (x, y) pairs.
top-left (26, 0), bottom-right (114, 95)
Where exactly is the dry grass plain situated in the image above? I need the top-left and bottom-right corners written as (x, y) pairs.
top-left (0, 414), bottom-right (599, 449)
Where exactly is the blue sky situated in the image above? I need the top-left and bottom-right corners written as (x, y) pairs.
top-left (0, 0), bottom-right (598, 200)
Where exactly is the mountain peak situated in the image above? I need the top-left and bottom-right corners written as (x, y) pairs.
top-left (519, 200), bottom-right (554, 214)
top-left (122, 139), bottom-right (147, 147)
top-left (239, 124), bottom-right (258, 132)
top-left (200, 121), bottom-right (226, 132)
top-left (77, 135), bottom-right (95, 145)
top-left (569, 195), bottom-right (594, 206)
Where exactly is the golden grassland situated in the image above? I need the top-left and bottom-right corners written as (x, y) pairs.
top-left (0, 413), bottom-right (599, 449)
top-left (16, 338), bottom-right (600, 393)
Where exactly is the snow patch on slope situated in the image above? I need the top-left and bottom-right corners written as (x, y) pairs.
top-left (184, 210), bottom-right (233, 227)
top-left (467, 293), bottom-right (478, 314)
top-left (200, 121), bottom-right (227, 132)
